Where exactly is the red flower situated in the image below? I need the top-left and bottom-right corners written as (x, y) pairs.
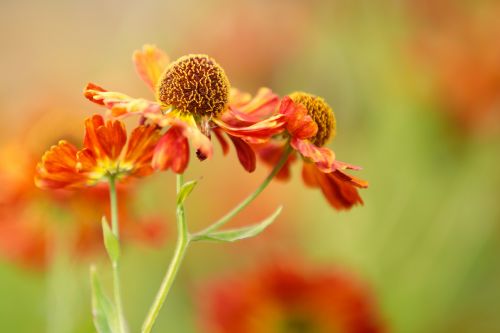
top-left (198, 262), bottom-right (386, 333)
top-left (84, 45), bottom-right (286, 173)
top-left (257, 93), bottom-right (368, 210)
top-left (35, 114), bottom-right (160, 190)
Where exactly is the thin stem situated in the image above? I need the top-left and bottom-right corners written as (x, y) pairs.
top-left (108, 175), bottom-right (127, 333)
top-left (197, 143), bottom-right (293, 235)
top-left (141, 174), bottom-right (190, 333)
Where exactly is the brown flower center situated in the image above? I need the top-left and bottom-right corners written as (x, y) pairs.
top-left (289, 92), bottom-right (336, 146)
top-left (156, 54), bottom-right (230, 117)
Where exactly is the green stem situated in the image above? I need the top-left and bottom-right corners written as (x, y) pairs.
top-left (108, 176), bottom-right (127, 333)
top-left (141, 174), bottom-right (190, 333)
top-left (196, 143), bottom-right (293, 235)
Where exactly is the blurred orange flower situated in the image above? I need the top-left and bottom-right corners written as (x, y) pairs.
top-left (257, 94), bottom-right (368, 210)
top-left (411, 0), bottom-right (500, 133)
top-left (35, 114), bottom-right (160, 190)
top-left (84, 45), bottom-right (286, 173)
top-left (198, 261), bottom-right (386, 333)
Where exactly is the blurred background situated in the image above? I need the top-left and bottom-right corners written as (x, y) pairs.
top-left (1, 0), bottom-right (499, 332)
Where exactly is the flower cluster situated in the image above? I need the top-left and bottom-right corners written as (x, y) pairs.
top-left (32, 44), bottom-right (368, 209)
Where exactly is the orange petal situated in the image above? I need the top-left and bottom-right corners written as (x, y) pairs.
top-left (35, 140), bottom-right (89, 189)
top-left (225, 87), bottom-right (280, 124)
top-left (279, 96), bottom-right (318, 140)
top-left (213, 128), bottom-right (230, 155)
top-left (133, 44), bottom-right (170, 90)
top-left (229, 136), bottom-right (256, 173)
top-left (255, 141), bottom-right (297, 181)
top-left (213, 114), bottom-right (286, 144)
top-left (302, 163), bottom-right (366, 210)
top-left (301, 162), bottom-right (318, 187)
top-left (124, 124), bottom-right (161, 177)
top-left (152, 126), bottom-right (190, 174)
top-left (95, 120), bottom-right (127, 160)
top-left (83, 82), bottom-right (162, 118)
top-left (291, 138), bottom-right (335, 173)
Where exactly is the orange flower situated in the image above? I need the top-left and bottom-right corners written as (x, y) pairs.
top-left (1, 137), bottom-right (166, 269)
top-left (257, 93), bottom-right (368, 210)
top-left (84, 45), bottom-right (286, 173)
top-left (35, 114), bottom-right (160, 190)
top-left (198, 261), bottom-right (386, 333)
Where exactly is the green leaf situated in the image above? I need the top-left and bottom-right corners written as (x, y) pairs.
top-left (90, 266), bottom-right (118, 333)
top-left (177, 179), bottom-right (199, 206)
top-left (193, 206), bottom-right (282, 242)
top-left (102, 216), bottom-right (120, 262)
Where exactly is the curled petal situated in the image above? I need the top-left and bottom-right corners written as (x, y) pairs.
top-left (84, 82), bottom-right (162, 118)
top-left (152, 126), bottom-right (190, 174)
top-left (184, 123), bottom-right (213, 161)
top-left (302, 163), bottom-right (366, 210)
top-left (291, 138), bottom-right (335, 173)
top-left (35, 141), bottom-right (89, 189)
top-left (213, 115), bottom-right (286, 144)
top-left (279, 96), bottom-right (318, 140)
top-left (133, 44), bottom-right (170, 90)
top-left (225, 87), bottom-right (280, 124)
top-left (229, 136), bottom-right (256, 173)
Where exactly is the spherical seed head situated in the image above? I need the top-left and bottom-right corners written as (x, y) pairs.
top-left (156, 54), bottom-right (230, 117)
top-left (289, 92), bottom-right (336, 146)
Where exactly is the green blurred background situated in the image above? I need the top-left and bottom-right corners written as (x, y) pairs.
top-left (1, 0), bottom-right (499, 332)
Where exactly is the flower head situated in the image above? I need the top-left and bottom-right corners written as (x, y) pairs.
top-left (157, 54), bottom-right (230, 117)
top-left (35, 114), bottom-right (160, 189)
top-left (84, 45), bottom-right (286, 174)
top-left (198, 262), bottom-right (386, 333)
top-left (289, 92), bottom-right (336, 146)
top-left (257, 93), bottom-right (368, 210)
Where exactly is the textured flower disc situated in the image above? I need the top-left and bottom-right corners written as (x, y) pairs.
top-left (156, 54), bottom-right (230, 117)
top-left (289, 92), bottom-right (336, 146)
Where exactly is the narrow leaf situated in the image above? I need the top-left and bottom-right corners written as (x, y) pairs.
top-left (177, 179), bottom-right (198, 206)
top-left (193, 206), bottom-right (282, 242)
top-left (102, 216), bottom-right (120, 262)
top-left (90, 266), bottom-right (118, 333)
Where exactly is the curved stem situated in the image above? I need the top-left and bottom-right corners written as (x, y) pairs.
top-left (197, 143), bottom-right (293, 235)
top-left (141, 174), bottom-right (190, 333)
top-left (108, 176), bottom-right (127, 333)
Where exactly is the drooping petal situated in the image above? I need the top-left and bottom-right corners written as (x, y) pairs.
top-left (225, 87), bottom-right (280, 124)
top-left (228, 136), bottom-right (256, 173)
top-left (84, 82), bottom-right (162, 118)
top-left (302, 163), bottom-right (366, 210)
top-left (279, 96), bottom-right (318, 140)
top-left (255, 142), bottom-right (297, 181)
top-left (152, 126), bottom-right (190, 174)
top-left (133, 44), bottom-right (170, 90)
top-left (291, 137), bottom-right (335, 173)
top-left (333, 167), bottom-right (369, 189)
top-left (301, 160), bottom-right (319, 187)
top-left (35, 140), bottom-right (89, 189)
top-left (213, 128), bottom-right (230, 155)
